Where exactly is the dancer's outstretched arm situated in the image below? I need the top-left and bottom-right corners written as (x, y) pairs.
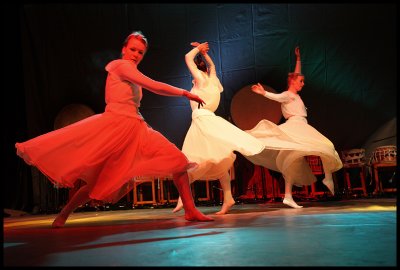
top-left (107, 61), bottom-right (205, 106)
top-left (251, 83), bottom-right (292, 103)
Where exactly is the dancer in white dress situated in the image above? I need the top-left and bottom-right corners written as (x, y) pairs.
top-left (172, 42), bottom-right (265, 214)
top-left (246, 46), bottom-right (343, 208)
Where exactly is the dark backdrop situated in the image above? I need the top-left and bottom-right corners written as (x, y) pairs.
top-left (4, 3), bottom-right (396, 212)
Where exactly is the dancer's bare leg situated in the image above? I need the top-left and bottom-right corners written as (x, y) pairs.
top-left (172, 196), bottom-right (183, 213)
top-left (216, 172), bottom-right (235, 215)
top-left (322, 170), bottom-right (335, 195)
top-left (282, 180), bottom-right (303, 209)
top-left (172, 171), bottom-right (213, 221)
top-left (52, 184), bottom-right (92, 228)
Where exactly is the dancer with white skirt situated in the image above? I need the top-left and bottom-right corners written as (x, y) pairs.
top-left (246, 46), bottom-right (343, 208)
top-left (173, 42), bottom-right (266, 215)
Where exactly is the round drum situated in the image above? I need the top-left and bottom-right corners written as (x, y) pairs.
top-left (341, 149), bottom-right (366, 167)
top-left (54, 103), bottom-right (95, 129)
top-left (230, 84), bottom-right (282, 130)
top-left (371, 145), bottom-right (397, 164)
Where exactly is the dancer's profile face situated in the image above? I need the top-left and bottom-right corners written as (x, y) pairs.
top-left (292, 75), bottom-right (305, 92)
top-left (121, 37), bottom-right (147, 65)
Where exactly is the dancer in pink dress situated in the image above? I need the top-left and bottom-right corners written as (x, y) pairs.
top-left (172, 42), bottom-right (265, 215)
top-left (246, 46), bottom-right (343, 208)
top-left (15, 31), bottom-right (213, 227)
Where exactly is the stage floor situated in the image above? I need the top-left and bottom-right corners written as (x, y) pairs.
top-left (3, 197), bottom-right (397, 266)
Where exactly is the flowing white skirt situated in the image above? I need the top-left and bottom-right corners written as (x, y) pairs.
top-left (183, 109), bottom-right (265, 182)
top-left (245, 116), bottom-right (343, 186)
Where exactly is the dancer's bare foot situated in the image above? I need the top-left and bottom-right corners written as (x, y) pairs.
top-left (172, 197), bottom-right (183, 213)
top-left (215, 198), bottom-right (235, 215)
top-left (283, 197), bottom-right (303, 209)
top-left (322, 178), bottom-right (335, 195)
top-left (52, 214), bottom-right (67, 228)
top-left (184, 208), bottom-right (214, 221)
top-left (172, 204), bottom-right (183, 213)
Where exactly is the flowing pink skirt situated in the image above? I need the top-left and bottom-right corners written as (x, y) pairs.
top-left (16, 111), bottom-right (191, 203)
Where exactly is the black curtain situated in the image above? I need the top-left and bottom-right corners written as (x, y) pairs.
top-left (4, 3), bottom-right (397, 212)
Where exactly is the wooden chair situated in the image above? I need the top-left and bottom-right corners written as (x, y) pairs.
top-left (132, 176), bottom-right (157, 206)
top-left (369, 145), bottom-right (397, 194)
top-left (192, 180), bottom-right (212, 202)
top-left (340, 149), bottom-right (368, 197)
top-left (158, 175), bottom-right (179, 204)
top-left (305, 155), bottom-right (327, 197)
